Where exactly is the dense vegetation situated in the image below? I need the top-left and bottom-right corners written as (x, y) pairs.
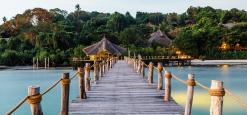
top-left (0, 5), bottom-right (247, 66)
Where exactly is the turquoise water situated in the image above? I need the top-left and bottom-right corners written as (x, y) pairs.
top-left (0, 65), bottom-right (247, 115)
top-left (146, 64), bottom-right (247, 115)
top-left (0, 68), bottom-right (78, 115)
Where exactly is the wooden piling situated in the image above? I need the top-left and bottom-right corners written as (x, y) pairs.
top-left (99, 63), bottom-right (103, 77)
top-left (107, 60), bottom-right (110, 71)
top-left (84, 63), bottom-right (91, 91)
top-left (47, 57), bottom-right (49, 68)
top-left (32, 58), bottom-right (35, 69)
top-left (148, 62), bottom-right (154, 84)
top-left (102, 61), bottom-right (105, 74)
top-left (110, 59), bottom-right (113, 68)
top-left (36, 58), bottom-right (39, 69)
top-left (141, 61), bottom-right (145, 77)
top-left (77, 67), bottom-right (86, 99)
top-left (164, 71), bottom-right (172, 101)
top-left (133, 59), bottom-right (136, 70)
top-left (209, 80), bottom-right (225, 115)
top-left (60, 73), bottom-right (70, 115)
top-left (94, 61), bottom-right (99, 83)
top-left (44, 58), bottom-right (47, 69)
top-left (27, 86), bottom-right (43, 115)
top-left (184, 74), bottom-right (196, 115)
top-left (157, 62), bottom-right (163, 90)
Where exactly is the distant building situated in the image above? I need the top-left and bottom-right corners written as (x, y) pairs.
top-left (148, 29), bottom-right (172, 47)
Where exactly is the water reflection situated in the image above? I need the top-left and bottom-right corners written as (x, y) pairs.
top-left (151, 65), bottom-right (247, 115)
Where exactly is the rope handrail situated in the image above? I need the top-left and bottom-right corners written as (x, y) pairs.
top-left (171, 73), bottom-right (187, 85)
top-left (6, 96), bottom-right (28, 115)
top-left (41, 79), bottom-right (62, 96)
top-left (90, 64), bottom-right (95, 68)
top-left (127, 56), bottom-right (247, 110)
top-left (163, 67), bottom-right (247, 110)
top-left (195, 80), bottom-right (210, 90)
top-left (69, 72), bottom-right (79, 80)
top-left (142, 61), bottom-right (149, 67)
top-left (225, 88), bottom-right (247, 109)
top-left (6, 72), bottom-right (79, 115)
top-left (153, 66), bottom-right (158, 70)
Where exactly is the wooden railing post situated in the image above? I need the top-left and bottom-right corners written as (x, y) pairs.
top-left (157, 62), bottom-right (163, 90)
top-left (209, 80), bottom-right (225, 115)
top-left (84, 63), bottom-right (91, 91)
top-left (148, 62), bottom-right (154, 84)
top-left (60, 73), bottom-right (70, 115)
top-left (77, 67), bottom-right (86, 99)
top-left (133, 59), bottom-right (136, 70)
top-left (136, 59), bottom-right (139, 72)
top-left (141, 61), bottom-right (145, 77)
top-left (102, 61), bottom-right (105, 74)
top-left (100, 62), bottom-right (103, 77)
top-left (94, 61), bottom-right (99, 84)
top-left (27, 86), bottom-right (43, 115)
top-left (184, 74), bottom-right (196, 115)
top-left (139, 60), bottom-right (142, 74)
top-left (137, 59), bottom-right (139, 71)
top-left (164, 71), bottom-right (172, 101)
top-left (107, 59), bottom-right (110, 71)
top-left (110, 58), bottom-right (113, 68)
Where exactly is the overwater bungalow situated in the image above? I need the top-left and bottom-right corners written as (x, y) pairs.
top-left (83, 36), bottom-right (125, 61)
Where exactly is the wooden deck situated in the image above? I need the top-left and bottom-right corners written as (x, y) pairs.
top-left (69, 60), bottom-right (183, 115)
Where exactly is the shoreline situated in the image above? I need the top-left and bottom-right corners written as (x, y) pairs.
top-left (0, 66), bottom-right (73, 70)
top-left (191, 59), bottom-right (247, 65)
top-left (1, 60), bottom-right (247, 70)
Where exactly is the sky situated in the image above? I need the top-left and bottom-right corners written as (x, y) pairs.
top-left (0, 0), bottom-right (246, 23)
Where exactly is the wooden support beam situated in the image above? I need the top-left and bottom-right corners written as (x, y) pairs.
top-left (184, 74), bottom-right (196, 115)
top-left (77, 67), bottom-right (86, 99)
top-left (209, 80), bottom-right (225, 115)
top-left (84, 63), bottom-right (91, 91)
top-left (157, 62), bottom-right (163, 90)
top-left (27, 86), bottom-right (43, 115)
top-left (148, 62), bottom-right (154, 84)
top-left (60, 73), bottom-right (70, 115)
top-left (164, 71), bottom-right (172, 101)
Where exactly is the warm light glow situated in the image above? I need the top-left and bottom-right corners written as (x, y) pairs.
top-left (220, 42), bottom-right (230, 50)
top-left (176, 51), bottom-right (181, 55)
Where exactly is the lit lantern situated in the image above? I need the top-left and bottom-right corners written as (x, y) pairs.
top-left (220, 42), bottom-right (230, 50)
top-left (176, 51), bottom-right (181, 55)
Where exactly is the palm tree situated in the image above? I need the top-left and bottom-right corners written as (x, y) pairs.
top-left (2, 16), bottom-right (7, 23)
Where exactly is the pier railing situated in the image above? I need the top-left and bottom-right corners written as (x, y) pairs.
top-left (125, 56), bottom-right (247, 115)
top-left (5, 57), bottom-right (118, 115)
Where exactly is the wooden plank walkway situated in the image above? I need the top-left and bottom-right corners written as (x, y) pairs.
top-left (69, 60), bottom-right (183, 115)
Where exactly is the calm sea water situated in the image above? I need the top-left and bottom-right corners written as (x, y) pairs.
top-left (0, 65), bottom-right (247, 115)
top-left (148, 64), bottom-right (247, 115)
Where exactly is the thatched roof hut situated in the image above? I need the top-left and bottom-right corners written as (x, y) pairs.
top-left (148, 29), bottom-right (171, 47)
top-left (83, 36), bottom-right (125, 56)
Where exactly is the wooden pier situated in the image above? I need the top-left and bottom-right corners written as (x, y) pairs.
top-left (7, 57), bottom-right (237, 115)
top-left (69, 60), bottom-right (183, 115)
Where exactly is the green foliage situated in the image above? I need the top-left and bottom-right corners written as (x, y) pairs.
top-left (0, 5), bottom-right (247, 66)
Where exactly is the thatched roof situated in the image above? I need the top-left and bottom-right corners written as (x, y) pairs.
top-left (83, 36), bottom-right (125, 55)
top-left (148, 30), bottom-right (171, 47)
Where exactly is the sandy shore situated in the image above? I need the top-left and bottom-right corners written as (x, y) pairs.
top-left (191, 59), bottom-right (247, 65)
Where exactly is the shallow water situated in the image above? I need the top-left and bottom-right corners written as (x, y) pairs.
top-left (0, 68), bottom-right (78, 115)
top-left (146, 64), bottom-right (247, 115)
top-left (0, 65), bottom-right (247, 115)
